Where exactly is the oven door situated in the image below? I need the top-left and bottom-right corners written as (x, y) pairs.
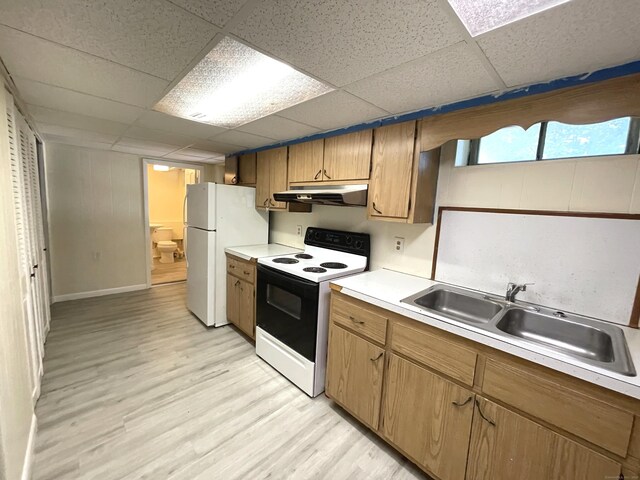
top-left (256, 264), bottom-right (319, 362)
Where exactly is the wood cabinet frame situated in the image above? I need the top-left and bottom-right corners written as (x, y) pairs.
top-left (225, 253), bottom-right (257, 339)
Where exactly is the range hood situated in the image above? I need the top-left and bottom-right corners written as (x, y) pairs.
top-left (273, 184), bottom-right (367, 206)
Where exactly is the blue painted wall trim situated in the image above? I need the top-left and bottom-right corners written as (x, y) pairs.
top-left (230, 59), bottom-right (640, 157)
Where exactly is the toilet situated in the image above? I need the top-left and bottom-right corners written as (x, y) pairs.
top-left (153, 227), bottom-right (177, 264)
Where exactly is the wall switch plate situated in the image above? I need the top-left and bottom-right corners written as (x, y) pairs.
top-left (296, 225), bottom-right (302, 236)
top-left (394, 237), bottom-right (404, 253)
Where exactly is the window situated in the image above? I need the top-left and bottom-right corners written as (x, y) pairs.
top-left (463, 117), bottom-right (640, 166)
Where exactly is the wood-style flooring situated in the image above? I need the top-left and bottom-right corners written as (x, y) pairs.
top-left (151, 257), bottom-right (186, 285)
top-left (33, 283), bottom-right (426, 480)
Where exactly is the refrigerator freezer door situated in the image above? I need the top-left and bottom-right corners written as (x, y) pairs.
top-left (186, 183), bottom-right (216, 231)
top-left (186, 226), bottom-right (216, 326)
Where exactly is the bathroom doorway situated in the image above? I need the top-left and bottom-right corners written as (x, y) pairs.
top-left (142, 159), bottom-right (204, 286)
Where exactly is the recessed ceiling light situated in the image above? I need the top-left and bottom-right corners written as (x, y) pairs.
top-left (447, 0), bottom-right (570, 37)
top-left (154, 37), bottom-right (333, 128)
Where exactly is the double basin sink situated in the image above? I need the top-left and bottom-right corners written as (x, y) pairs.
top-left (401, 284), bottom-right (636, 376)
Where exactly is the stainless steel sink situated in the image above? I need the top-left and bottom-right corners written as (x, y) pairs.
top-left (494, 307), bottom-right (636, 376)
top-left (401, 283), bottom-right (636, 377)
top-left (402, 285), bottom-right (505, 325)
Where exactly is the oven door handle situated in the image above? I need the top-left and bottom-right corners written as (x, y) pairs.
top-left (257, 264), bottom-right (319, 289)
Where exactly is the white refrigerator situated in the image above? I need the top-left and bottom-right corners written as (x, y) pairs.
top-left (186, 183), bottom-right (268, 327)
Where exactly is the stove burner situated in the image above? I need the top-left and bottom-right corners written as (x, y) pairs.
top-left (320, 262), bottom-right (348, 269)
top-left (295, 253), bottom-right (313, 259)
top-left (272, 257), bottom-right (299, 264)
top-left (303, 267), bottom-right (327, 273)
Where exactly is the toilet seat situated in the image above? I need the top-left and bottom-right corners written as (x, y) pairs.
top-left (157, 240), bottom-right (177, 248)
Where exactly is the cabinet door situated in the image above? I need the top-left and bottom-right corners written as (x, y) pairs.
top-left (326, 325), bottom-right (385, 430)
top-left (288, 139), bottom-right (324, 183)
top-left (267, 147), bottom-right (288, 210)
top-left (382, 354), bottom-right (473, 480)
top-left (238, 153), bottom-right (256, 185)
top-left (467, 397), bottom-right (621, 480)
top-left (323, 130), bottom-right (372, 181)
top-left (237, 280), bottom-right (255, 339)
top-left (368, 121), bottom-right (415, 219)
top-left (226, 273), bottom-right (239, 326)
top-left (255, 151), bottom-right (271, 208)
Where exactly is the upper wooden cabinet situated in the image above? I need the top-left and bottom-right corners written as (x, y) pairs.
top-left (238, 153), bottom-right (257, 185)
top-left (256, 147), bottom-right (287, 210)
top-left (368, 121), bottom-right (439, 224)
top-left (288, 139), bottom-right (324, 183)
top-left (323, 130), bottom-right (372, 182)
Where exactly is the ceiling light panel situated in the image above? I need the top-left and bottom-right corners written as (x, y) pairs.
top-left (447, 0), bottom-right (570, 37)
top-left (154, 37), bottom-right (333, 128)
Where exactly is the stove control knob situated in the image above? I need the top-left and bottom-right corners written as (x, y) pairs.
top-left (345, 236), bottom-right (352, 245)
top-left (355, 240), bottom-right (363, 249)
top-left (314, 231), bottom-right (321, 240)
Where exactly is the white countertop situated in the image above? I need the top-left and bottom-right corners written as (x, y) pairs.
top-left (224, 244), bottom-right (302, 262)
top-left (331, 269), bottom-right (640, 400)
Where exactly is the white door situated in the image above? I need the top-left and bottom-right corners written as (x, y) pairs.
top-left (186, 226), bottom-right (216, 326)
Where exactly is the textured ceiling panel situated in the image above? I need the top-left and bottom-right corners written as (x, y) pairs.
top-left (133, 111), bottom-right (227, 139)
top-left (209, 129), bottom-right (275, 148)
top-left (113, 138), bottom-right (181, 156)
top-left (477, 0), bottom-right (640, 87)
top-left (0, 0), bottom-right (218, 80)
top-left (15, 77), bottom-right (145, 124)
top-left (231, 0), bottom-right (463, 86)
top-left (42, 134), bottom-right (114, 151)
top-left (277, 91), bottom-right (389, 130)
top-left (345, 42), bottom-right (499, 114)
top-left (27, 105), bottom-right (130, 137)
top-left (122, 125), bottom-right (197, 149)
top-left (168, 0), bottom-right (249, 27)
top-left (0, 26), bottom-right (169, 107)
top-left (237, 115), bottom-right (319, 141)
top-left (37, 123), bottom-right (121, 144)
top-left (189, 139), bottom-right (244, 154)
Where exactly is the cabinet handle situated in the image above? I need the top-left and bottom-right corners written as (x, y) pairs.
top-left (323, 169), bottom-right (331, 179)
top-left (229, 264), bottom-right (236, 269)
top-left (243, 271), bottom-right (250, 276)
top-left (475, 399), bottom-right (495, 426)
top-left (348, 315), bottom-right (364, 324)
top-left (372, 202), bottom-right (382, 215)
top-left (314, 169), bottom-right (322, 180)
top-left (370, 352), bottom-right (384, 362)
top-left (268, 198), bottom-right (275, 207)
top-left (451, 396), bottom-right (473, 408)
top-left (263, 198), bottom-right (269, 206)
top-left (234, 280), bottom-right (240, 287)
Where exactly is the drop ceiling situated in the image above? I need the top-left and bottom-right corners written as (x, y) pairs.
top-left (0, 0), bottom-right (639, 162)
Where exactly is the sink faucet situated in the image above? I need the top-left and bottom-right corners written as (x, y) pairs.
top-left (505, 282), bottom-right (533, 302)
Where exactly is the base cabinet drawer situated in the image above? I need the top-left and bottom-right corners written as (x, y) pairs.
top-left (382, 354), bottom-right (474, 480)
top-left (331, 294), bottom-right (388, 345)
top-left (467, 397), bottom-right (622, 480)
top-left (326, 325), bottom-right (385, 430)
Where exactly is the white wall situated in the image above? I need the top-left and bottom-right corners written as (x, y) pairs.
top-left (45, 143), bottom-right (147, 300)
top-left (0, 88), bottom-right (36, 480)
top-left (270, 141), bottom-right (640, 279)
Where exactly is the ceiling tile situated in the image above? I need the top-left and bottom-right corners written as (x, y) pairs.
top-left (27, 105), bottom-right (130, 137)
top-left (210, 130), bottom-right (275, 148)
top-left (477, 0), bottom-right (640, 87)
top-left (122, 125), bottom-right (197, 149)
top-left (190, 139), bottom-right (244, 155)
top-left (231, 0), bottom-right (463, 86)
top-left (345, 42), bottom-right (499, 114)
top-left (237, 115), bottom-right (319, 141)
top-left (162, 147), bottom-right (224, 162)
top-left (113, 138), bottom-right (181, 156)
top-left (168, 0), bottom-right (249, 28)
top-left (0, 0), bottom-right (218, 80)
top-left (0, 26), bottom-right (169, 107)
top-left (133, 110), bottom-right (227, 139)
top-left (16, 77), bottom-right (144, 124)
top-left (277, 91), bottom-right (389, 130)
top-left (43, 133), bottom-right (114, 152)
top-left (37, 123), bottom-right (121, 144)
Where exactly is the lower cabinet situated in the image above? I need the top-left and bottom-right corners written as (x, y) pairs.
top-left (382, 354), bottom-right (474, 480)
top-left (467, 397), bottom-right (621, 480)
top-left (226, 255), bottom-right (256, 339)
top-left (326, 325), bottom-right (385, 430)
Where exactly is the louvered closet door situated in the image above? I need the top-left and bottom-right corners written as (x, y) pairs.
top-left (5, 91), bottom-right (41, 396)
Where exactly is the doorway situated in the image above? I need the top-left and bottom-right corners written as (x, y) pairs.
top-left (142, 159), bottom-right (203, 286)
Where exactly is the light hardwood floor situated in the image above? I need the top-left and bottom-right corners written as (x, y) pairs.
top-left (151, 257), bottom-right (186, 285)
top-left (33, 283), bottom-right (427, 480)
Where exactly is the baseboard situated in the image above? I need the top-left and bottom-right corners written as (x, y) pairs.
top-left (52, 284), bottom-right (148, 303)
top-left (21, 413), bottom-right (37, 480)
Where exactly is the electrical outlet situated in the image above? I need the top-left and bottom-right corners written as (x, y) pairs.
top-left (394, 237), bottom-right (404, 253)
top-left (296, 225), bottom-right (302, 236)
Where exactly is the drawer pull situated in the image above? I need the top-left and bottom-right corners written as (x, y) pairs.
top-left (475, 399), bottom-right (495, 426)
top-left (349, 315), bottom-right (365, 324)
top-left (243, 271), bottom-right (250, 276)
top-left (451, 397), bottom-right (473, 408)
top-left (370, 352), bottom-right (384, 362)
top-left (229, 265), bottom-right (235, 269)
